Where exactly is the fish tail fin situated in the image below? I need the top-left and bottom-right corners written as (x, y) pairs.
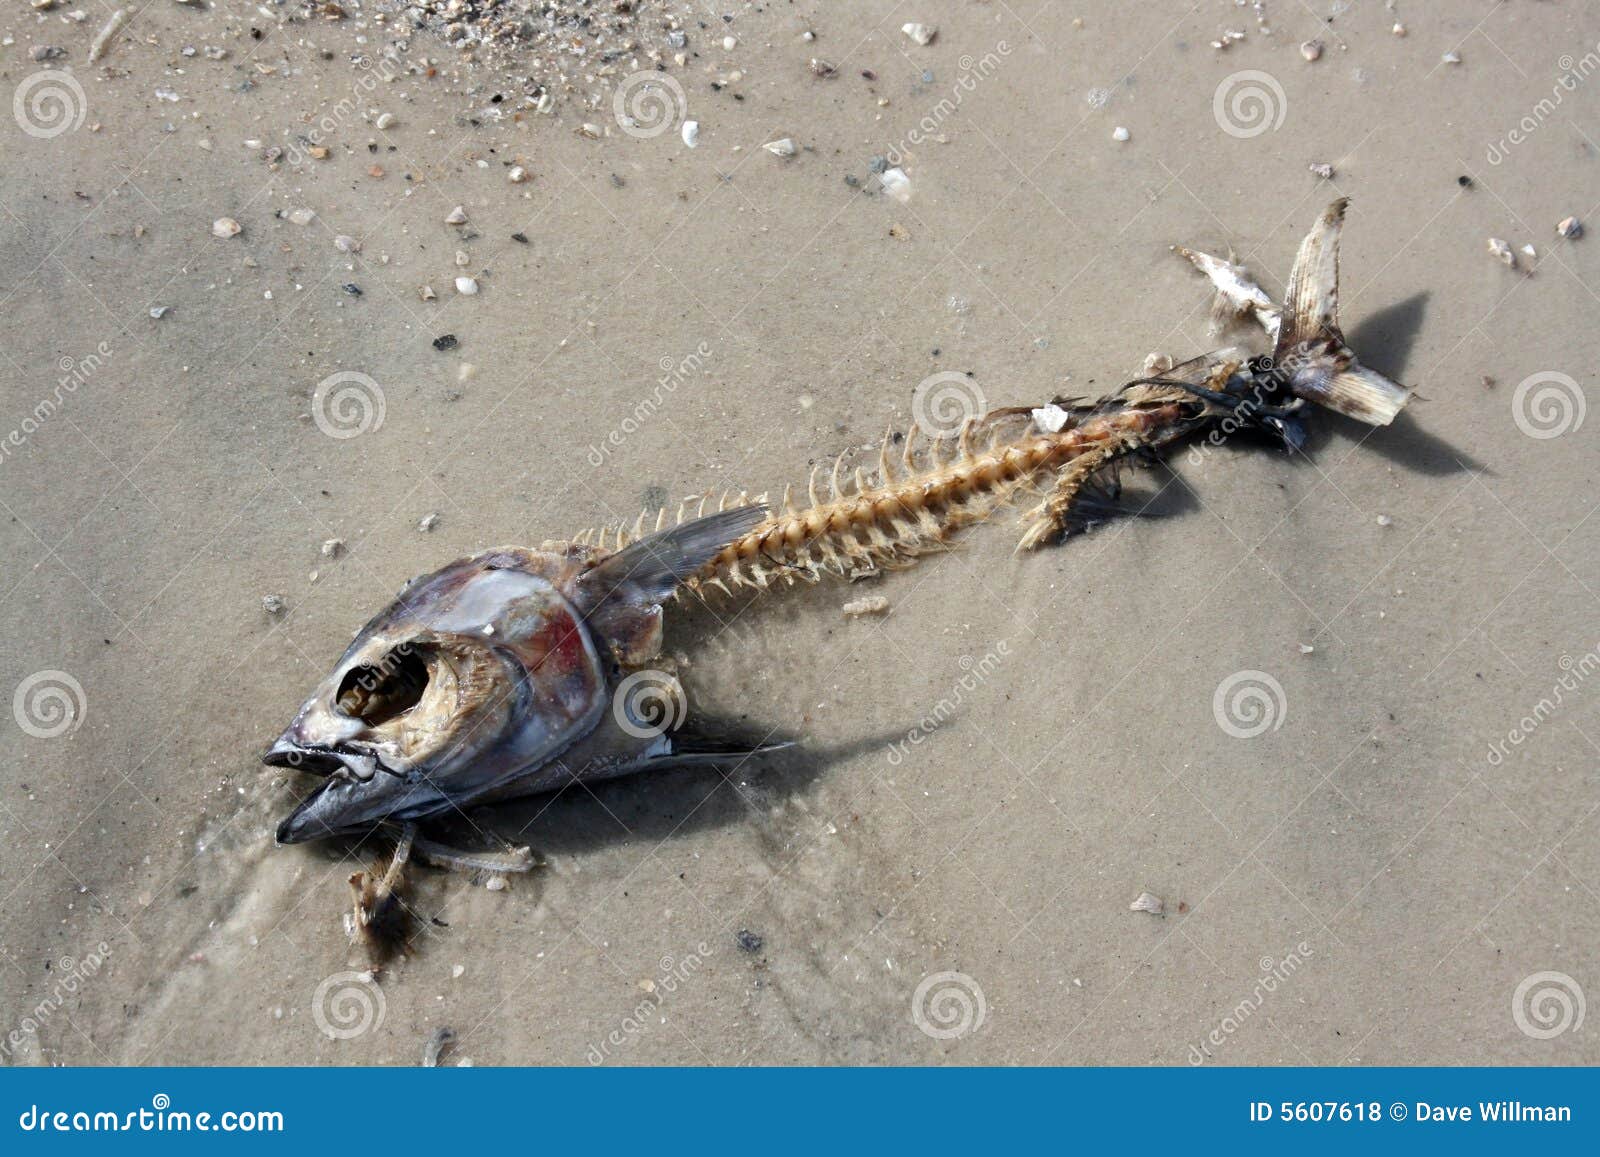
top-left (1271, 199), bottom-right (1410, 425)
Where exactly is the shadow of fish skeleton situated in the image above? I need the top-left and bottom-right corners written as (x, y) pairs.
top-left (263, 199), bottom-right (1410, 960)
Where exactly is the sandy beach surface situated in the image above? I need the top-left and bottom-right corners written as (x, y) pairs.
top-left (2, 0), bottom-right (1598, 1066)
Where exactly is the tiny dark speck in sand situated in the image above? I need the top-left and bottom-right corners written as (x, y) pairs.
top-left (736, 929), bottom-right (763, 953)
top-left (432, 334), bottom-right (458, 351)
top-left (342, 283), bottom-right (362, 296)
top-left (511, 232), bottom-right (529, 244)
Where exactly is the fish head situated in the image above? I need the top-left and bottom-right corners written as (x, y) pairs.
top-left (266, 549), bottom-right (609, 842)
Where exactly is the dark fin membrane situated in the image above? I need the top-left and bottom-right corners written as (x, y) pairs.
top-left (578, 503), bottom-right (768, 609)
top-left (1060, 465), bottom-right (1131, 536)
top-left (658, 715), bottom-right (796, 769)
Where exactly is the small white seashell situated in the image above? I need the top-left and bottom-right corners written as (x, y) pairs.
top-left (880, 166), bottom-right (912, 203)
top-left (418, 512), bottom-right (441, 532)
top-left (1300, 38), bottom-right (1323, 61)
top-left (1557, 216), bottom-right (1583, 239)
top-left (902, 23), bottom-right (937, 47)
top-left (579, 123), bottom-right (602, 140)
top-left (1375, 514), bottom-right (1393, 527)
top-left (212, 217), bottom-right (241, 238)
top-left (455, 276), bottom-right (479, 295)
top-left (419, 285), bottom-right (436, 301)
top-left (374, 112), bottom-right (397, 130)
top-left (764, 137), bottom-right (798, 157)
top-left (507, 166), bottom-right (529, 184)
top-left (1142, 351), bottom-right (1172, 374)
top-left (722, 35), bottom-right (737, 51)
top-left (681, 119), bottom-right (699, 148)
top-left (1112, 125), bottom-right (1130, 142)
top-left (444, 205), bottom-right (468, 225)
top-left (1129, 891), bottom-right (1164, 916)
top-left (1520, 243), bottom-right (1536, 260)
top-left (1441, 51), bottom-right (1461, 65)
top-left (1487, 237), bottom-right (1517, 268)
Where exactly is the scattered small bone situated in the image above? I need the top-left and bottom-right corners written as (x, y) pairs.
top-left (286, 207), bottom-right (316, 226)
top-left (1112, 126), bottom-right (1130, 142)
top-left (1300, 38), bottom-right (1324, 62)
top-left (1487, 237), bottom-right (1516, 268)
top-left (444, 206), bottom-right (468, 225)
top-left (1557, 216), bottom-right (1583, 239)
top-left (1129, 891), bottom-right (1164, 916)
top-left (681, 120), bottom-right (699, 148)
top-left (764, 137), bottom-right (798, 157)
top-left (374, 112), bottom-right (397, 130)
top-left (1375, 514), bottom-right (1392, 528)
top-left (418, 512), bottom-right (441, 532)
top-left (508, 166), bottom-right (529, 184)
top-left (455, 276), bottom-right (480, 296)
top-left (333, 234), bottom-right (360, 253)
top-left (262, 594), bottom-right (286, 616)
top-left (420, 285), bottom-right (437, 301)
top-left (212, 217), bottom-right (241, 239)
top-left (149, 306), bottom-right (171, 319)
top-left (320, 538), bottom-right (345, 558)
top-left (1309, 161), bottom-right (1334, 179)
top-left (1142, 351), bottom-right (1173, 375)
top-left (421, 1027), bottom-right (455, 1068)
top-left (1441, 51), bottom-right (1461, 65)
top-left (842, 596), bottom-right (890, 617)
top-left (880, 167), bottom-right (912, 203)
top-left (1032, 403), bottom-right (1071, 434)
top-left (88, 10), bottom-right (127, 63)
top-left (902, 23), bottom-right (937, 46)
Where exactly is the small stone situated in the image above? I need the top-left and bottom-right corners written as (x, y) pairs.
top-left (1557, 216), bottom-right (1583, 239)
top-left (809, 58), bottom-right (836, 78)
top-left (578, 123), bottom-right (602, 140)
top-left (1375, 514), bottom-right (1393, 528)
top-left (455, 276), bottom-right (479, 295)
top-left (681, 120), bottom-right (699, 148)
top-left (1129, 891), bottom-right (1164, 916)
top-left (149, 306), bottom-right (171, 319)
top-left (333, 234), bottom-right (360, 253)
top-left (721, 35), bottom-right (737, 51)
top-left (510, 233), bottom-right (529, 244)
top-left (1111, 126), bottom-right (1130, 142)
top-left (1487, 237), bottom-right (1516, 268)
top-left (212, 217), bottom-right (242, 238)
top-left (902, 23), bottom-right (937, 46)
top-left (32, 45), bottom-right (67, 62)
top-left (880, 167), bottom-right (912, 203)
top-left (444, 206), bottom-right (468, 225)
top-left (307, 146), bottom-right (330, 160)
top-left (420, 285), bottom-right (437, 301)
top-left (286, 207), bottom-right (316, 226)
top-left (341, 283), bottom-right (362, 297)
top-left (1391, 22), bottom-right (1406, 37)
top-left (374, 112), bottom-right (397, 130)
top-left (1032, 404), bottom-right (1071, 433)
top-left (508, 165), bottom-right (529, 184)
top-left (1441, 51), bottom-right (1461, 65)
top-left (764, 137), bottom-right (798, 157)
top-left (454, 250), bottom-right (470, 267)
top-left (451, 964), bottom-right (465, 979)
top-left (1300, 38), bottom-right (1323, 62)
top-left (262, 594), bottom-right (286, 616)
top-left (1521, 243), bottom-right (1537, 260)
top-left (418, 512), bottom-right (441, 533)
top-left (1298, 643), bottom-right (1316, 655)
top-left (432, 334), bottom-right (458, 352)
top-left (1309, 161), bottom-right (1334, 179)
top-left (735, 929), bottom-right (764, 953)
top-left (320, 538), bottom-right (345, 558)
top-left (842, 596), bottom-right (890, 617)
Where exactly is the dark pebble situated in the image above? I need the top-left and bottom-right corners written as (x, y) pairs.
top-left (432, 334), bottom-right (458, 351)
top-left (511, 232), bottom-right (529, 244)
top-left (342, 283), bottom-right (362, 296)
top-left (735, 929), bottom-right (763, 954)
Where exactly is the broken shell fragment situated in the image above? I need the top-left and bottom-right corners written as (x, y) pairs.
top-left (1487, 237), bottom-right (1516, 268)
top-left (212, 217), bottom-right (242, 238)
top-left (901, 23), bottom-right (937, 47)
top-left (1557, 216), bottom-right (1583, 239)
top-left (681, 120), bottom-right (699, 148)
top-left (1300, 38), bottom-right (1324, 62)
top-left (879, 167), bottom-right (912, 203)
top-left (763, 137), bottom-right (798, 157)
top-left (1129, 891), bottom-right (1164, 916)
top-left (444, 206), bottom-right (468, 225)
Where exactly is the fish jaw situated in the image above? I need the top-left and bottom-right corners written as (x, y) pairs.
top-left (268, 551), bottom-right (609, 843)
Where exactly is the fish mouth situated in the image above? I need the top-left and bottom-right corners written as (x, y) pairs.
top-left (263, 736), bottom-right (395, 782)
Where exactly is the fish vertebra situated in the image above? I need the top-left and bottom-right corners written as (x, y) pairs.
top-left (265, 201), bottom-right (1411, 941)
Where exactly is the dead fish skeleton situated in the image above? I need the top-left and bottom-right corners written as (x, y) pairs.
top-left (267, 200), bottom-right (1409, 862)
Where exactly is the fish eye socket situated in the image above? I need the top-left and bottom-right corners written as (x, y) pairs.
top-left (336, 647), bottom-right (430, 726)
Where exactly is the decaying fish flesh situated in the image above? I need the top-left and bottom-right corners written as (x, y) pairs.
top-left (264, 201), bottom-right (1412, 955)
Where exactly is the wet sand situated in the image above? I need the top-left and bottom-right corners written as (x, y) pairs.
top-left (2, 1), bottom-right (1598, 1065)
